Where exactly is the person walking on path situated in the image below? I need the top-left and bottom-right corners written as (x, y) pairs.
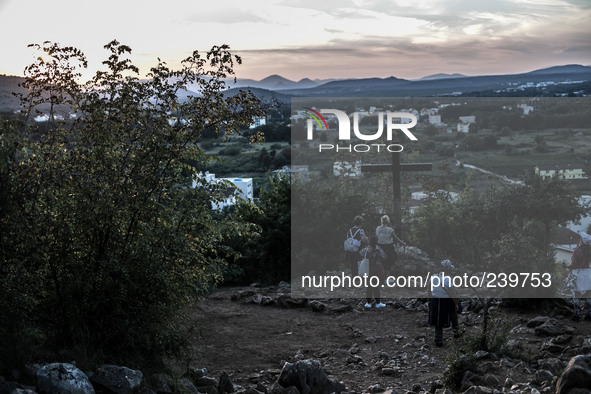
top-left (345, 215), bottom-right (368, 275)
top-left (360, 235), bottom-right (387, 309)
top-left (429, 259), bottom-right (461, 347)
top-left (568, 232), bottom-right (591, 321)
top-left (376, 214), bottom-right (405, 274)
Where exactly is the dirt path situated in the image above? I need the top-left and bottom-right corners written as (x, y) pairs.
top-left (192, 287), bottom-right (466, 392)
top-left (190, 286), bottom-right (591, 393)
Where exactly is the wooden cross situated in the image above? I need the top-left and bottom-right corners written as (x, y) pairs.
top-left (361, 150), bottom-right (431, 231)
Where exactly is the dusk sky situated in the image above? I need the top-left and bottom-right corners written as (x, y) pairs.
top-left (1, 0), bottom-right (590, 81)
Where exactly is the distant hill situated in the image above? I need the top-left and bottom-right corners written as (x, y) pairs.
top-left (0, 74), bottom-right (25, 113)
top-left (524, 64), bottom-right (591, 75)
top-left (229, 75), bottom-right (337, 91)
top-left (223, 86), bottom-right (291, 104)
top-left (2, 64), bottom-right (590, 112)
top-left (280, 64), bottom-right (591, 96)
top-left (417, 73), bottom-right (467, 81)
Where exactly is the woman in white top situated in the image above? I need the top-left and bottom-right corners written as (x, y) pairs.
top-left (376, 215), bottom-right (404, 272)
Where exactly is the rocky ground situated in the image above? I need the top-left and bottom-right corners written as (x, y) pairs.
top-left (2, 283), bottom-right (591, 393)
top-left (191, 284), bottom-right (591, 394)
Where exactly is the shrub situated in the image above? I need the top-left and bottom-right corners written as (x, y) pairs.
top-left (0, 40), bottom-right (263, 369)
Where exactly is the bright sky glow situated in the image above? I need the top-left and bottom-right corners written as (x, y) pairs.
top-left (0, 0), bottom-right (589, 81)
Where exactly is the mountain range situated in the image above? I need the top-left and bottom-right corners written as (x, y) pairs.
top-left (1, 64), bottom-right (590, 111)
top-left (224, 64), bottom-right (591, 98)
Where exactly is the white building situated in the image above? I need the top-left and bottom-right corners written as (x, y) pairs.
top-left (428, 115), bottom-right (442, 125)
top-left (518, 104), bottom-right (534, 115)
top-left (249, 116), bottom-right (267, 129)
top-left (457, 123), bottom-right (471, 133)
top-left (333, 161), bottom-right (361, 177)
top-left (192, 172), bottom-right (253, 210)
top-left (459, 116), bottom-right (476, 124)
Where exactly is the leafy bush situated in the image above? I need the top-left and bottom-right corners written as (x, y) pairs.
top-left (219, 145), bottom-right (242, 156)
top-left (0, 41), bottom-right (262, 368)
top-left (443, 311), bottom-right (514, 390)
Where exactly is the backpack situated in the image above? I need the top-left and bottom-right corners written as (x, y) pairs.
top-left (344, 228), bottom-right (362, 252)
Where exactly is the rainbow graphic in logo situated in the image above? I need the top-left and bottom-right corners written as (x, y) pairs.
top-left (305, 107), bottom-right (328, 131)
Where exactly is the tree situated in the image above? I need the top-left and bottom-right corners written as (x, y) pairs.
top-left (410, 175), bottom-right (585, 283)
top-left (0, 40), bottom-right (263, 367)
top-left (223, 174), bottom-right (291, 285)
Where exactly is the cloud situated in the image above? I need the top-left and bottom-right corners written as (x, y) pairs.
top-left (182, 8), bottom-right (269, 24)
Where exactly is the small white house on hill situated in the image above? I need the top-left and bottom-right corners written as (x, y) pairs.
top-left (192, 172), bottom-right (253, 210)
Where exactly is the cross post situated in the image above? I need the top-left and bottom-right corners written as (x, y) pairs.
top-left (360, 151), bottom-right (431, 231)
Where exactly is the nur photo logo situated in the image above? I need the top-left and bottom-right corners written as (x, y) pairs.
top-left (304, 108), bottom-right (419, 153)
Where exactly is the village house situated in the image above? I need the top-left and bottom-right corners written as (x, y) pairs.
top-left (457, 115), bottom-right (476, 133)
top-left (534, 164), bottom-right (586, 180)
top-left (192, 172), bottom-right (254, 210)
top-left (333, 161), bottom-right (361, 177)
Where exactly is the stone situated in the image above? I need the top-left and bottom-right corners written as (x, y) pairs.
top-left (309, 301), bottom-right (327, 312)
top-left (434, 389), bottom-right (453, 394)
top-left (526, 316), bottom-right (550, 328)
top-left (196, 376), bottom-right (220, 387)
top-left (381, 368), bottom-right (396, 376)
top-left (176, 378), bottom-right (199, 393)
top-left (269, 382), bottom-right (288, 394)
top-left (277, 360), bottom-right (345, 394)
top-left (534, 369), bottom-right (554, 385)
top-left (90, 365), bottom-right (143, 394)
top-left (461, 387), bottom-right (495, 394)
top-left (534, 318), bottom-right (574, 337)
top-left (148, 373), bottom-right (173, 394)
top-left (369, 383), bottom-right (384, 393)
top-left (34, 363), bottom-right (95, 394)
top-left (556, 355), bottom-right (591, 394)
top-left (219, 372), bottom-right (235, 393)
top-left (430, 380), bottom-right (444, 392)
top-left (537, 358), bottom-right (567, 376)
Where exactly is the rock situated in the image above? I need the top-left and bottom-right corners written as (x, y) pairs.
top-left (269, 382), bottom-right (288, 394)
top-left (219, 372), bottom-right (235, 394)
top-left (346, 355), bottom-right (363, 364)
top-left (231, 290), bottom-right (256, 301)
top-left (176, 378), bottom-right (199, 393)
top-left (253, 294), bottom-right (275, 306)
top-left (381, 368), bottom-right (396, 376)
top-left (34, 363), bottom-right (95, 394)
top-left (483, 374), bottom-right (500, 388)
top-left (196, 376), bottom-right (220, 387)
top-left (430, 380), bottom-right (444, 392)
top-left (410, 383), bottom-right (424, 392)
top-left (541, 338), bottom-right (566, 353)
top-left (462, 387), bottom-right (495, 394)
top-left (148, 373), bottom-right (173, 394)
top-left (534, 318), bottom-right (574, 337)
top-left (556, 355), bottom-right (591, 394)
top-left (534, 369), bottom-right (555, 385)
top-left (90, 365), bottom-right (143, 394)
top-left (186, 368), bottom-right (209, 381)
top-left (277, 360), bottom-right (345, 394)
top-left (526, 316), bottom-right (550, 328)
top-left (0, 380), bottom-right (37, 394)
top-left (198, 385), bottom-right (219, 394)
top-left (503, 378), bottom-right (514, 389)
top-left (537, 358), bottom-right (567, 376)
top-left (276, 295), bottom-right (307, 308)
top-left (434, 389), bottom-right (453, 394)
top-left (309, 301), bottom-right (327, 312)
top-left (369, 383), bottom-right (384, 393)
